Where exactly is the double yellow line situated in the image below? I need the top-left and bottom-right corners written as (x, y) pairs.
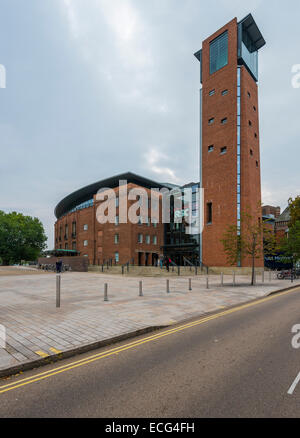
top-left (0, 286), bottom-right (299, 395)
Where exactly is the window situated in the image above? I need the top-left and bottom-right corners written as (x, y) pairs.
top-left (146, 235), bottom-right (150, 244)
top-left (153, 236), bottom-right (157, 245)
top-left (114, 234), bottom-right (119, 244)
top-left (248, 91), bottom-right (251, 98)
top-left (256, 161), bottom-right (259, 168)
top-left (254, 133), bottom-right (257, 138)
top-left (220, 146), bottom-right (227, 155)
top-left (209, 89), bottom-right (215, 96)
top-left (65, 243), bottom-right (68, 250)
top-left (253, 106), bottom-right (256, 112)
top-left (153, 219), bottom-right (158, 228)
top-left (72, 221), bottom-right (76, 237)
top-left (208, 145), bottom-right (214, 153)
top-left (83, 224), bottom-right (88, 231)
top-left (208, 118), bottom-right (215, 125)
top-left (115, 215), bottom-right (119, 226)
top-left (84, 240), bottom-right (88, 247)
top-left (72, 242), bottom-right (76, 250)
top-left (207, 203), bottom-right (213, 224)
top-left (115, 252), bottom-right (119, 263)
top-left (249, 120), bottom-right (252, 126)
top-left (210, 31), bottom-right (228, 75)
top-left (138, 234), bottom-right (143, 244)
top-left (250, 149), bottom-right (253, 156)
top-left (115, 197), bottom-right (119, 208)
top-left (221, 117), bottom-right (227, 125)
top-left (221, 89), bottom-right (228, 96)
top-left (138, 217), bottom-right (142, 225)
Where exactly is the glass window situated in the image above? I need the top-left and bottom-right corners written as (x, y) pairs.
top-left (138, 234), bottom-right (143, 243)
top-left (146, 235), bottom-right (150, 244)
top-left (207, 203), bottom-right (212, 224)
top-left (209, 89), bottom-right (215, 96)
top-left (221, 118), bottom-right (228, 125)
top-left (115, 252), bottom-right (119, 263)
top-left (208, 145), bottom-right (214, 152)
top-left (84, 224), bottom-right (88, 231)
top-left (220, 147), bottom-right (227, 155)
top-left (208, 118), bottom-right (214, 125)
top-left (153, 236), bottom-right (157, 245)
top-left (115, 197), bottom-right (119, 207)
top-left (84, 240), bottom-right (88, 247)
top-left (72, 242), bottom-right (76, 250)
top-left (115, 215), bottom-right (119, 226)
top-left (114, 234), bottom-right (119, 244)
top-left (210, 31), bottom-right (228, 75)
top-left (222, 89), bottom-right (228, 96)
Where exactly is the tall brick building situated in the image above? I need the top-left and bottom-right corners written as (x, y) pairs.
top-left (194, 13), bottom-right (266, 267)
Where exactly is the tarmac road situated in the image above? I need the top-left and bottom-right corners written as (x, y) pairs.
top-left (1, 287), bottom-right (300, 418)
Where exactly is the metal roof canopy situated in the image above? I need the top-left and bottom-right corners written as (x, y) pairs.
top-left (54, 172), bottom-right (168, 219)
top-left (238, 13), bottom-right (266, 51)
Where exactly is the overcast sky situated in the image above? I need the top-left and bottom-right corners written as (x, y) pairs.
top-left (0, 0), bottom-right (299, 248)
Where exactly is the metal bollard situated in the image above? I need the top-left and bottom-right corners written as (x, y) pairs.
top-left (166, 279), bottom-right (170, 294)
top-left (206, 276), bottom-right (209, 289)
top-left (56, 274), bottom-right (61, 308)
top-left (262, 270), bottom-right (265, 283)
top-left (104, 283), bottom-right (108, 302)
top-left (178, 266), bottom-right (180, 276)
top-left (269, 270), bottom-right (271, 282)
top-left (122, 265), bottom-right (124, 275)
top-left (139, 281), bottom-right (143, 297)
top-left (189, 278), bottom-right (192, 291)
top-left (195, 266), bottom-right (198, 276)
top-left (233, 271), bottom-right (236, 287)
top-left (221, 272), bottom-right (224, 287)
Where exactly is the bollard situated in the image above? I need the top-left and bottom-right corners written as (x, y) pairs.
top-left (195, 266), bottom-right (198, 276)
top-left (178, 266), bottom-right (180, 276)
top-left (233, 271), bottom-right (236, 287)
top-left (104, 283), bottom-right (108, 302)
top-left (221, 272), bottom-right (224, 287)
top-left (206, 276), bottom-right (209, 289)
top-left (269, 270), bottom-right (271, 282)
top-left (102, 264), bottom-right (104, 273)
top-left (189, 278), bottom-right (192, 291)
top-left (166, 279), bottom-right (170, 294)
top-left (56, 274), bottom-right (61, 308)
top-left (139, 281), bottom-right (143, 297)
top-left (262, 270), bottom-right (265, 283)
top-left (122, 265), bottom-right (124, 275)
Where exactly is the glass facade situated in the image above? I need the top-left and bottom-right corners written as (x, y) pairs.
top-left (210, 31), bottom-right (228, 75)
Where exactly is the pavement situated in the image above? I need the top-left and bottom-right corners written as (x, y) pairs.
top-left (0, 268), bottom-right (299, 378)
top-left (1, 285), bottom-right (300, 418)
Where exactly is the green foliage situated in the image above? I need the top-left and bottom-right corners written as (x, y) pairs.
top-left (0, 211), bottom-right (47, 265)
top-left (221, 209), bottom-right (277, 285)
top-left (280, 220), bottom-right (300, 264)
top-left (289, 196), bottom-right (300, 227)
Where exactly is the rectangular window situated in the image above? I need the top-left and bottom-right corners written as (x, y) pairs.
top-left (221, 118), bottom-right (228, 125)
top-left (153, 236), bottom-right (157, 245)
top-left (138, 234), bottom-right (143, 243)
top-left (221, 89), bottom-right (228, 96)
top-left (207, 203), bottom-right (213, 224)
top-left (146, 235), bottom-right (150, 244)
top-left (115, 252), bottom-right (119, 263)
top-left (115, 197), bottom-right (119, 207)
top-left (208, 145), bottom-right (214, 152)
top-left (72, 242), bottom-right (76, 250)
top-left (65, 243), bottom-right (68, 250)
top-left (72, 221), bottom-right (76, 237)
top-left (220, 146), bottom-right (227, 155)
top-left (84, 240), bottom-right (88, 247)
top-left (209, 89), bottom-right (215, 96)
top-left (208, 118), bottom-right (214, 125)
top-left (114, 234), bottom-right (119, 244)
top-left (84, 224), bottom-right (88, 231)
top-left (210, 31), bottom-right (228, 75)
top-left (115, 215), bottom-right (119, 226)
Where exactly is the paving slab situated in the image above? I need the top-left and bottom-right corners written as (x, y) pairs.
top-left (0, 271), bottom-right (299, 377)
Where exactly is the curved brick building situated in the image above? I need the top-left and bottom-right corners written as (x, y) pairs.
top-left (54, 172), bottom-right (167, 266)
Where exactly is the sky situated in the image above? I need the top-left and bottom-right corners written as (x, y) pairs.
top-left (0, 0), bottom-right (299, 248)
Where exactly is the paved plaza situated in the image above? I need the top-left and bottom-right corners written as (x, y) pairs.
top-left (0, 268), bottom-right (299, 376)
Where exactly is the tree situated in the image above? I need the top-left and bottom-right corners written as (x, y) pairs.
top-left (0, 211), bottom-right (47, 265)
top-left (280, 220), bottom-right (300, 271)
top-left (288, 196), bottom-right (300, 227)
top-left (221, 209), bottom-right (277, 285)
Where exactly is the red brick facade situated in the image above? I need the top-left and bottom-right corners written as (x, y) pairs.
top-left (200, 17), bottom-right (264, 267)
top-left (55, 183), bottom-right (164, 266)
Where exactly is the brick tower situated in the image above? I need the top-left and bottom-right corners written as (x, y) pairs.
top-left (194, 14), bottom-right (266, 267)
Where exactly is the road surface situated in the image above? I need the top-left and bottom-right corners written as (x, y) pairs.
top-left (1, 287), bottom-right (300, 418)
